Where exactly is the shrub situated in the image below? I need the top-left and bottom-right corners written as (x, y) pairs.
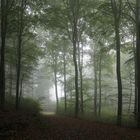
top-left (5, 94), bottom-right (41, 114)
top-left (20, 97), bottom-right (41, 114)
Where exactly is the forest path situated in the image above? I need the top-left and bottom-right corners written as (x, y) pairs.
top-left (0, 111), bottom-right (140, 140)
top-left (43, 115), bottom-right (140, 140)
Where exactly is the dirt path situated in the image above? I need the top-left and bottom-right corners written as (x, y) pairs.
top-left (43, 115), bottom-right (140, 140)
top-left (0, 112), bottom-right (140, 140)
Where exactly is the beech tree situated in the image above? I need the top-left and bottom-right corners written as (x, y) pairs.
top-left (136, 0), bottom-right (140, 128)
top-left (16, 0), bottom-right (26, 110)
top-left (0, 0), bottom-right (14, 109)
top-left (111, 0), bottom-right (123, 126)
top-left (0, 0), bottom-right (8, 109)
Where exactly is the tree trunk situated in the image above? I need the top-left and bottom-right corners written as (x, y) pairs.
top-left (16, 0), bottom-right (24, 110)
top-left (0, 0), bottom-right (8, 110)
top-left (73, 26), bottom-right (79, 117)
top-left (73, 36), bottom-right (79, 117)
top-left (136, 0), bottom-right (140, 128)
top-left (78, 42), bottom-right (84, 113)
top-left (98, 52), bottom-right (102, 117)
top-left (9, 63), bottom-right (13, 96)
top-left (54, 56), bottom-right (59, 113)
top-left (63, 49), bottom-right (67, 112)
top-left (93, 46), bottom-right (97, 117)
top-left (19, 75), bottom-right (24, 105)
top-left (115, 22), bottom-right (122, 126)
top-left (128, 73), bottom-right (133, 113)
top-left (72, 1), bottom-right (79, 117)
top-left (111, 0), bottom-right (122, 126)
top-left (66, 0), bottom-right (80, 117)
top-left (133, 33), bottom-right (138, 118)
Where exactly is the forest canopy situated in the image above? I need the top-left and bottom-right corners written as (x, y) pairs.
top-left (1, 0), bottom-right (140, 128)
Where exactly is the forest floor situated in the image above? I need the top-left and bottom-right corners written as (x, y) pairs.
top-left (0, 111), bottom-right (140, 140)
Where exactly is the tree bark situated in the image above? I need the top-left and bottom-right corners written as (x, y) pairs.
top-left (65, 0), bottom-right (80, 117)
top-left (133, 33), bottom-right (138, 118)
top-left (98, 52), bottom-right (102, 116)
top-left (77, 41), bottom-right (84, 113)
top-left (128, 73), bottom-right (133, 113)
top-left (93, 46), bottom-right (97, 117)
top-left (71, 0), bottom-right (79, 118)
top-left (54, 56), bottom-right (59, 112)
top-left (19, 75), bottom-right (24, 105)
top-left (111, 0), bottom-right (123, 126)
top-left (63, 48), bottom-right (67, 112)
top-left (73, 30), bottom-right (79, 117)
top-left (115, 23), bottom-right (122, 126)
top-left (9, 63), bottom-right (13, 96)
top-left (136, 0), bottom-right (140, 128)
top-left (16, 0), bottom-right (25, 110)
top-left (79, 44), bottom-right (84, 113)
top-left (0, 0), bottom-right (8, 110)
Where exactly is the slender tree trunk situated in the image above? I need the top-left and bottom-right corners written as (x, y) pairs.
top-left (78, 42), bottom-right (84, 113)
top-left (67, 0), bottom-right (80, 117)
top-left (133, 33), bottom-right (138, 118)
top-left (93, 46), bottom-right (97, 117)
top-left (9, 63), bottom-right (13, 96)
top-left (19, 75), bottom-right (24, 105)
top-left (63, 49), bottom-right (67, 112)
top-left (80, 67), bottom-right (84, 113)
top-left (54, 56), bottom-right (59, 112)
top-left (72, 5), bottom-right (79, 117)
top-left (128, 73), bottom-right (133, 113)
top-left (0, 0), bottom-right (8, 110)
top-left (115, 22), bottom-right (122, 126)
top-left (16, 0), bottom-right (24, 110)
top-left (136, 0), bottom-right (140, 128)
top-left (111, 0), bottom-right (122, 126)
top-left (98, 52), bottom-right (102, 116)
top-left (73, 34), bottom-right (79, 117)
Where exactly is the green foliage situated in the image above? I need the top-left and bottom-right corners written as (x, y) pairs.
top-left (2, 0), bottom-right (138, 127)
top-left (20, 97), bottom-right (41, 114)
top-left (6, 95), bottom-right (41, 114)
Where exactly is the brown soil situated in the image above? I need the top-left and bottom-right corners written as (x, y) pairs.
top-left (44, 115), bottom-right (140, 140)
top-left (0, 112), bottom-right (140, 140)
top-left (0, 111), bottom-right (43, 140)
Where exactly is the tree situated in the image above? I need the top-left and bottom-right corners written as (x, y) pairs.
top-left (63, 41), bottom-right (67, 112)
top-left (63, 0), bottom-right (80, 117)
top-left (136, 0), bottom-right (140, 128)
top-left (93, 44), bottom-right (98, 117)
top-left (111, 0), bottom-right (123, 126)
top-left (0, 0), bottom-right (9, 109)
top-left (78, 42), bottom-right (84, 113)
top-left (45, 35), bottom-right (62, 112)
top-left (98, 47), bottom-right (102, 117)
top-left (16, 0), bottom-right (26, 110)
top-left (53, 54), bottom-right (59, 112)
